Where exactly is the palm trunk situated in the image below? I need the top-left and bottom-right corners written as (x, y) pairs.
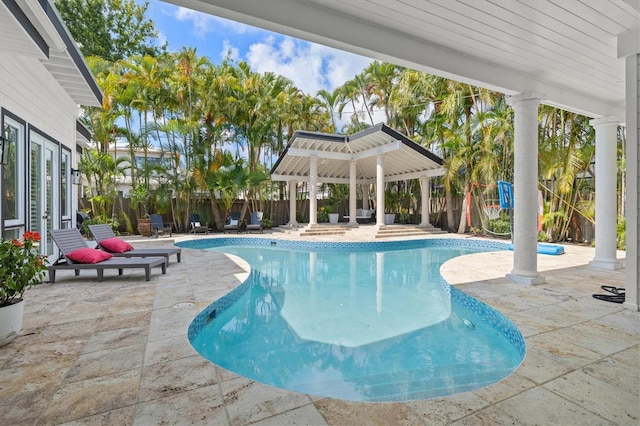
top-left (457, 182), bottom-right (469, 234)
top-left (445, 185), bottom-right (455, 232)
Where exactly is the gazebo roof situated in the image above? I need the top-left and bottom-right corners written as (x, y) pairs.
top-left (270, 123), bottom-right (444, 184)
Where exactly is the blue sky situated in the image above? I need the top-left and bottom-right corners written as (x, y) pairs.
top-left (146, 1), bottom-right (374, 96)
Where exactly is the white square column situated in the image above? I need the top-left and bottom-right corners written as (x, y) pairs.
top-left (620, 44), bottom-right (639, 311)
top-left (619, 28), bottom-right (639, 311)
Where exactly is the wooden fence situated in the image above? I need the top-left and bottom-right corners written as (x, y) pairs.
top-left (80, 195), bottom-right (593, 239)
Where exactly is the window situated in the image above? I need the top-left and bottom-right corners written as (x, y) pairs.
top-left (2, 113), bottom-right (26, 231)
top-left (134, 155), bottom-right (173, 169)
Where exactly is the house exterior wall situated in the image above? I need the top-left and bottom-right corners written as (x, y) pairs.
top-left (0, 53), bottom-right (78, 146)
top-left (0, 50), bottom-right (81, 248)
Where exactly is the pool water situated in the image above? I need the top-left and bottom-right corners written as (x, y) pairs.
top-left (186, 239), bottom-right (525, 402)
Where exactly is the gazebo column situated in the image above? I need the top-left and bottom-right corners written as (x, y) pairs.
top-left (376, 155), bottom-right (385, 226)
top-left (309, 157), bottom-right (318, 225)
top-left (506, 92), bottom-right (545, 285)
top-left (419, 176), bottom-right (431, 227)
top-left (348, 160), bottom-right (358, 227)
top-left (288, 180), bottom-right (298, 227)
top-left (362, 184), bottom-right (370, 209)
top-left (589, 117), bottom-right (623, 270)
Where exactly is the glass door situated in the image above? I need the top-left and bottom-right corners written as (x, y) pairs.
top-left (30, 132), bottom-right (59, 260)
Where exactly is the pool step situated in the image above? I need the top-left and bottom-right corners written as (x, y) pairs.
top-left (299, 224), bottom-right (348, 237)
top-left (375, 225), bottom-right (446, 239)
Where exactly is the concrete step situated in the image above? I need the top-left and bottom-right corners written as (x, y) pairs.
top-left (301, 231), bottom-right (348, 236)
top-left (299, 224), bottom-right (348, 237)
top-left (374, 226), bottom-right (446, 239)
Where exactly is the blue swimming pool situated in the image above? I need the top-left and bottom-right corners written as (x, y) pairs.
top-left (180, 238), bottom-right (525, 402)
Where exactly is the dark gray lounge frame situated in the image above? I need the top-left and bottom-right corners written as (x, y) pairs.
top-left (246, 211), bottom-right (264, 233)
top-left (48, 229), bottom-right (167, 283)
top-left (224, 211), bottom-right (242, 233)
top-left (88, 224), bottom-right (182, 265)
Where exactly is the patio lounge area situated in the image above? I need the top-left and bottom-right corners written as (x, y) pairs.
top-left (0, 232), bottom-right (637, 425)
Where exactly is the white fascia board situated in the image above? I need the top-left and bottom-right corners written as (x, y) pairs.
top-left (18, 0), bottom-right (66, 51)
top-left (618, 28), bottom-right (640, 58)
top-left (385, 168), bottom-right (445, 182)
top-left (271, 174), bottom-right (307, 182)
top-left (271, 174), bottom-right (372, 185)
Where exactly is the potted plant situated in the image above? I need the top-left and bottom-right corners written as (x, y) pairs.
top-left (384, 191), bottom-right (401, 225)
top-left (325, 199), bottom-right (340, 224)
top-left (0, 231), bottom-right (47, 346)
top-left (128, 185), bottom-right (152, 236)
top-left (324, 184), bottom-right (347, 223)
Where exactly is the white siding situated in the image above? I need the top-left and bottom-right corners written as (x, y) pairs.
top-left (0, 51), bottom-right (77, 150)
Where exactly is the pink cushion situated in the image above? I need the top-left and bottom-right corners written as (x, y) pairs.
top-left (67, 248), bottom-right (113, 264)
top-left (100, 237), bottom-right (133, 253)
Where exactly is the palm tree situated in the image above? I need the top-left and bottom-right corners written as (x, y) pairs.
top-left (538, 106), bottom-right (594, 241)
top-left (316, 88), bottom-right (341, 132)
top-left (363, 61), bottom-right (403, 126)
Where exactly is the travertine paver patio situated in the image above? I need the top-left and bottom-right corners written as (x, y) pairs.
top-left (0, 229), bottom-right (637, 425)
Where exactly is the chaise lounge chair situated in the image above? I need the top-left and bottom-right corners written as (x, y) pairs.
top-left (246, 211), bottom-right (264, 233)
top-left (224, 212), bottom-right (242, 233)
top-left (88, 224), bottom-right (182, 265)
top-left (189, 213), bottom-right (209, 234)
top-left (48, 228), bottom-right (166, 283)
top-left (150, 214), bottom-right (172, 238)
top-left (343, 208), bottom-right (373, 224)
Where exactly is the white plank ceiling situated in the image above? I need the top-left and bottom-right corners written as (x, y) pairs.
top-left (0, 0), bottom-right (102, 107)
top-left (167, 0), bottom-right (639, 119)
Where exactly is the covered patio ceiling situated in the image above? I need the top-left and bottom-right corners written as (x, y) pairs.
top-left (270, 123), bottom-right (444, 184)
top-left (164, 0), bottom-right (638, 119)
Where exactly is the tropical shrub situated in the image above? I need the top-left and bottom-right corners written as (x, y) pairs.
top-left (0, 232), bottom-right (47, 307)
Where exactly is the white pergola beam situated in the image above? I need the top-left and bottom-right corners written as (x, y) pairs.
top-left (287, 140), bottom-right (403, 162)
top-left (287, 148), bottom-right (351, 161)
top-left (272, 174), bottom-right (373, 185)
top-left (351, 140), bottom-right (403, 160)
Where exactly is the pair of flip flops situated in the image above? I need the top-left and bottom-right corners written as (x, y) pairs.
top-left (592, 285), bottom-right (626, 303)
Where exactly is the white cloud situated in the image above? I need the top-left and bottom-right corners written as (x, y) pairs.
top-left (174, 8), bottom-right (216, 38)
top-left (309, 44), bottom-right (371, 91)
top-left (242, 36), bottom-right (372, 96)
top-left (221, 40), bottom-right (239, 62)
top-left (155, 30), bottom-right (168, 49)
top-left (173, 7), bottom-right (258, 39)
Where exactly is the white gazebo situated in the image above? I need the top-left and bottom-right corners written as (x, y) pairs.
top-left (166, 0), bottom-right (639, 310)
top-left (270, 123), bottom-right (444, 227)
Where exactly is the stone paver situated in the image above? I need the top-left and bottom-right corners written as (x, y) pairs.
top-left (0, 228), bottom-right (637, 425)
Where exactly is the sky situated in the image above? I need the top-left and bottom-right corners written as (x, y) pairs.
top-left (145, 1), bottom-right (374, 97)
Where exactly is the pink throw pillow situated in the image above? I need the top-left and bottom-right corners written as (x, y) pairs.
top-left (100, 237), bottom-right (134, 253)
top-left (67, 248), bottom-right (113, 264)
